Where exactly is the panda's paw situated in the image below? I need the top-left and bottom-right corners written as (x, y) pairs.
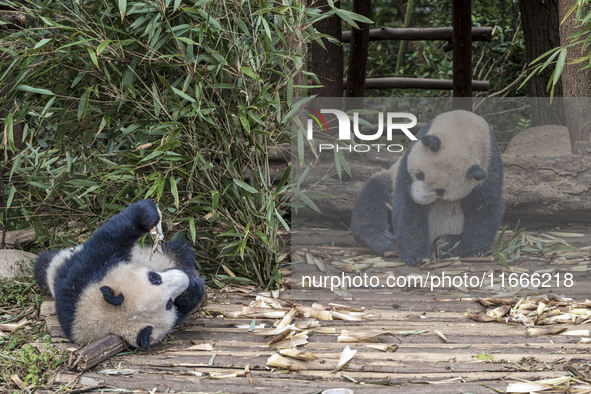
top-left (405, 258), bottom-right (426, 267)
top-left (133, 199), bottom-right (161, 231)
top-left (362, 232), bottom-right (395, 256)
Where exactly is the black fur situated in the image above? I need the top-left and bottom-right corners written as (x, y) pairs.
top-left (33, 249), bottom-right (59, 293)
top-left (420, 135), bottom-right (441, 152)
top-left (137, 325), bottom-right (153, 350)
top-left (457, 132), bottom-right (504, 257)
top-left (350, 169), bottom-right (395, 255)
top-left (161, 240), bottom-right (205, 326)
top-left (467, 164), bottom-right (487, 180)
top-left (100, 286), bottom-right (124, 306)
top-left (391, 150), bottom-right (431, 264)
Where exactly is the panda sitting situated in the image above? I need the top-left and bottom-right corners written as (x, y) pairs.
top-left (34, 200), bottom-right (204, 349)
top-left (351, 110), bottom-right (504, 265)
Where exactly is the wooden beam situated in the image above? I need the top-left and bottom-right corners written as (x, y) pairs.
top-left (344, 77), bottom-right (489, 91)
top-left (342, 27), bottom-right (492, 43)
top-left (452, 0), bottom-right (473, 106)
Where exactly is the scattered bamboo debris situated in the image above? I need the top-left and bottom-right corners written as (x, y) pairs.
top-left (0, 319), bottom-right (29, 333)
top-left (278, 348), bottom-right (317, 361)
top-left (505, 375), bottom-right (591, 393)
top-left (268, 331), bottom-right (309, 349)
top-left (433, 330), bottom-right (448, 342)
top-left (363, 344), bottom-right (398, 352)
top-left (466, 296), bottom-right (591, 333)
top-left (266, 353), bottom-right (309, 371)
top-left (186, 343), bottom-right (214, 351)
top-left (337, 329), bottom-right (394, 343)
top-left (335, 346), bottom-right (357, 372)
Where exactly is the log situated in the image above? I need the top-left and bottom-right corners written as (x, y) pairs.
top-left (346, 77), bottom-right (489, 91)
top-left (69, 334), bottom-right (127, 372)
top-left (341, 27), bottom-right (493, 43)
top-left (293, 152), bottom-right (591, 227)
top-left (3, 228), bottom-right (36, 248)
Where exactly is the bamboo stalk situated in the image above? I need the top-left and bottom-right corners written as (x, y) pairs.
top-left (69, 335), bottom-right (127, 372)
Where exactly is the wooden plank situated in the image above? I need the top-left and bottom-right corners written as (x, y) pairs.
top-left (54, 369), bottom-right (572, 393)
top-left (55, 370), bottom-right (511, 393)
top-left (40, 289), bottom-right (591, 392)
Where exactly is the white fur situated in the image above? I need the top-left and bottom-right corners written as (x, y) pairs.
top-left (72, 262), bottom-right (189, 345)
top-left (407, 110), bottom-right (491, 203)
top-left (46, 245), bottom-right (83, 297)
top-left (428, 200), bottom-right (464, 243)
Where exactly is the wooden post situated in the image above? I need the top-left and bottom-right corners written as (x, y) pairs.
top-left (345, 0), bottom-right (371, 99)
top-left (452, 0), bottom-right (472, 110)
top-left (310, 0), bottom-right (344, 97)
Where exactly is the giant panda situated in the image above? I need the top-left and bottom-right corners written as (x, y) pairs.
top-left (351, 110), bottom-right (504, 266)
top-left (34, 199), bottom-right (204, 349)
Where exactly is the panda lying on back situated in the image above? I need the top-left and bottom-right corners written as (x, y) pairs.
top-left (351, 110), bottom-right (504, 265)
top-left (34, 200), bottom-right (204, 349)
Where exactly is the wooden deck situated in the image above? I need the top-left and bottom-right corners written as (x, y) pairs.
top-left (33, 229), bottom-right (591, 392)
top-left (44, 284), bottom-right (591, 392)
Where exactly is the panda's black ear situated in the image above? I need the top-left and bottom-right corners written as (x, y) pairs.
top-left (420, 135), bottom-right (441, 152)
top-left (467, 164), bottom-right (487, 180)
top-left (137, 325), bottom-right (153, 350)
top-left (100, 286), bottom-right (124, 306)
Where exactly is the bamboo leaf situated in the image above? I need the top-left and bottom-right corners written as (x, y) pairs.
top-left (97, 40), bottom-right (111, 55)
top-left (118, 0), bottom-right (127, 19)
top-left (233, 179), bottom-right (258, 194)
top-left (170, 177), bottom-right (179, 208)
top-left (553, 48), bottom-right (568, 86)
top-left (6, 185), bottom-right (16, 209)
top-left (15, 85), bottom-right (54, 95)
top-left (189, 217), bottom-right (196, 244)
top-left (171, 86), bottom-right (196, 103)
top-left (77, 86), bottom-right (92, 120)
top-left (34, 38), bottom-right (51, 49)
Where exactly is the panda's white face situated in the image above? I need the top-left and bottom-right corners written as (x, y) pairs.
top-left (408, 156), bottom-right (483, 205)
top-left (72, 263), bottom-right (190, 348)
top-left (406, 110), bottom-right (491, 205)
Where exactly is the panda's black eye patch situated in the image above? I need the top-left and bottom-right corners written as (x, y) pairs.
top-left (166, 298), bottom-right (174, 310)
top-left (148, 271), bottom-right (162, 285)
top-left (436, 189), bottom-right (445, 197)
top-left (415, 172), bottom-right (425, 181)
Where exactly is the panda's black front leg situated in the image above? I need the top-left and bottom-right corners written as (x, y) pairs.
top-left (392, 200), bottom-right (431, 265)
top-left (395, 219), bottom-right (430, 266)
top-left (173, 275), bottom-right (205, 325)
top-left (351, 169), bottom-right (395, 255)
top-left (162, 240), bottom-right (205, 325)
top-left (460, 191), bottom-right (504, 257)
top-left (391, 164), bottom-right (431, 266)
top-left (83, 199), bottom-right (161, 257)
